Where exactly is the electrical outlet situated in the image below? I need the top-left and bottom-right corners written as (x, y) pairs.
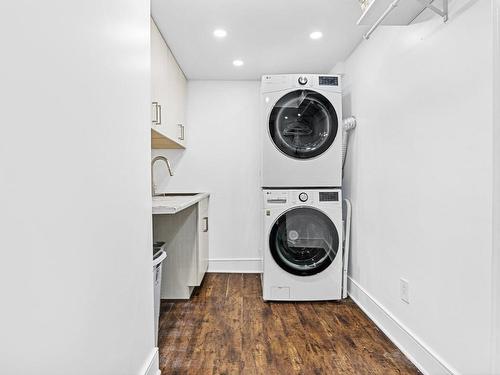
top-left (400, 278), bottom-right (410, 304)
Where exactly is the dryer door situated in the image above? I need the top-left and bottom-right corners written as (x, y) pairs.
top-left (269, 90), bottom-right (338, 159)
top-left (269, 207), bottom-right (339, 276)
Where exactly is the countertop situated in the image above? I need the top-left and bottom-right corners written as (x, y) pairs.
top-left (152, 192), bottom-right (209, 215)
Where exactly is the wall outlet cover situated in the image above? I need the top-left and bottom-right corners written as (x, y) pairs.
top-left (400, 278), bottom-right (410, 304)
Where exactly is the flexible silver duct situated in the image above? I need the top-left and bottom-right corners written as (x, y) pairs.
top-left (342, 116), bottom-right (357, 171)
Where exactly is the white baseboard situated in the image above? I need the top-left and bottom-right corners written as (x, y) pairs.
top-left (140, 347), bottom-right (160, 375)
top-left (208, 258), bottom-right (263, 273)
top-left (348, 277), bottom-right (457, 375)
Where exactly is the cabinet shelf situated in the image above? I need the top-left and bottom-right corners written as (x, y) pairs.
top-left (151, 128), bottom-right (185, 149)
top-left (358, 0), bottom-right (448, 39)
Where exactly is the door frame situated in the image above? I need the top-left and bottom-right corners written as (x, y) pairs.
top-left (492, 0), bottom-right (500, 373)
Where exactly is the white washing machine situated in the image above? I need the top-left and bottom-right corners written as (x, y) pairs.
top-left (261, 74), bottom-right (342, 188)
top-left (262, 188), bottom-right (344, 301)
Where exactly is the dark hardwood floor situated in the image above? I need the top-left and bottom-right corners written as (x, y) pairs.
top-left (158, 273), bottom-right (420, 375)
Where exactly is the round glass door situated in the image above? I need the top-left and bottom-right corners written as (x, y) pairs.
top-left (269, 90), bottom-right (338, 159)
top-left (269, 207), bottom-right (339, 276)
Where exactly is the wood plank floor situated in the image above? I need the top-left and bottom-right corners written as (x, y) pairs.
top-left (158, 273), bottom-right (420, 375)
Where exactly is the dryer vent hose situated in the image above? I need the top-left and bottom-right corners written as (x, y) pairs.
top-left (342, 116), bottom-right (357, 171)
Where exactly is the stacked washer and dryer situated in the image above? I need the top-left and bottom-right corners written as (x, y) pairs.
top-left (261, 74), bottom-right (346, 301)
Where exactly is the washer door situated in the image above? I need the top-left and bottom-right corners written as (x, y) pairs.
top-left (269, 90), bottom-right (338, 159)
top-left (269, 207), bottom-right (339, 276)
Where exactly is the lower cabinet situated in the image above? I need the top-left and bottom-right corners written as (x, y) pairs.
top-left (153, 197), bottom-right (209, 299)
top-left (196, 197), bottom-right (209, 285)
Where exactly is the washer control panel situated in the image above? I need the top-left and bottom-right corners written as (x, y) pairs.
top-left (264, 189), bottom-right (341, 208)
top-left (298, 76), bottom-right (308, 85)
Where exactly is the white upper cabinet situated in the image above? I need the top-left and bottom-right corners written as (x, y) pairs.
top-left (151, 19), bottom-right (187, 149)
top-left (151, 20), bottom-right (169, 139)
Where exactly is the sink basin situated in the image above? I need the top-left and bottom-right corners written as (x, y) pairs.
top-left (153, 193), bottom-right (199, 197)
top-left (152, 192), bottom-right (208, 215)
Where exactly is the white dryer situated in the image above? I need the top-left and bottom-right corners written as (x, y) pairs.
top-left (261, 74), bottom-right (342, 188)
top-left (262, 188), bottom-right (344, 301)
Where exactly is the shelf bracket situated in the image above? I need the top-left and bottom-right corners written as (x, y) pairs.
top-left (363, 0), bottom-right (402, 39)
top-left (417, 0), bottom-right (448, 22)
top-left (363, 0), bottom-right (449, 40)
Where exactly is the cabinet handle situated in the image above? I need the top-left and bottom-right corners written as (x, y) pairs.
top-left (203, 217), bottom-right (208, 232)
top-left (152, 102), bottom-right (158, 124)
top-left (178, 124), bottom-right (185, 140)
top-left (157, 104), bottom-right (162, 125)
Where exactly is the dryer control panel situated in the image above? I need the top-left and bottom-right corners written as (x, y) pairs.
top-left (260, 74), bottom-right (342, 93)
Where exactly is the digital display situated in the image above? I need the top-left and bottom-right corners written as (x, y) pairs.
top-left (319, 191), bottom-right (339, 202)
top-left (319, 76), bottom-right (338, 86)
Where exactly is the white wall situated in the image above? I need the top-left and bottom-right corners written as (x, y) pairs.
top-left (0, 1), bottom-right (157, 375)
top-left (337, 0), bottom-right (494, 374)
top-left (153, 81), bottom-right (262, 272)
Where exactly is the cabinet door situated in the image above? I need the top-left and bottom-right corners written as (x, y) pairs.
top-left (174, 61), bottom-right (187, 147)
top-left (150, 20), bottom-right (169, 137)
top-left (197, 197), bottom-right (209, 285)
top-left (166, 48), bottom-right (187, 147)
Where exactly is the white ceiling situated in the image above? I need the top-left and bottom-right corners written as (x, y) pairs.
top-left (151, 0), bottom-right (369, 80)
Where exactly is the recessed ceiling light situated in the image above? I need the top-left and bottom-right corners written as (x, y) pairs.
top-left (233, 59), bottom-right (244, 67)
top-left (213, 29), bottom-right (227, 38)
top-left (310, 31), bottom-right (323, 40)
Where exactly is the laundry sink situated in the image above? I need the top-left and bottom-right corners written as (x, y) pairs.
top-left (152, 192), bottom-right (209, 215)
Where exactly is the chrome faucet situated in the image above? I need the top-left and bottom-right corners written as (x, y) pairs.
top-left (151, 156), bottom-right (174, 196)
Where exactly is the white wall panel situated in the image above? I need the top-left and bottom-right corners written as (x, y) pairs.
top-left (336, 0), bottom-right (494, 373)
top-left (153, 81), bottom-right (262, 271)
top-left (0, 1), bottom-right (156, 374)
